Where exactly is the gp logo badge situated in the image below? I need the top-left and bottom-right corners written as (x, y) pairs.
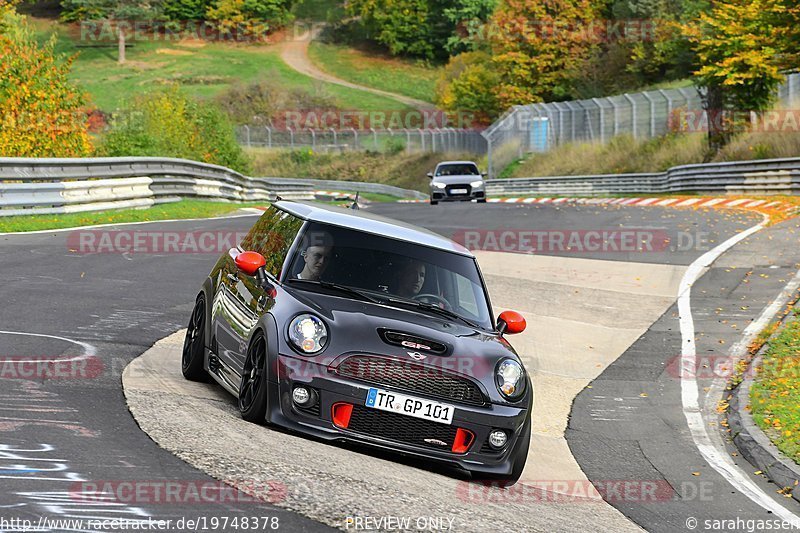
top-left (401, 340), bottom-right (431, 351)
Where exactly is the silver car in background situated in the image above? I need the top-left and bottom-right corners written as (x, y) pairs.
top-left (427, 161), bottom-right (487, 205)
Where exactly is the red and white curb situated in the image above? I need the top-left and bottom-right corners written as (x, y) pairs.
top-left (399, 196), bottom-right (799, 213)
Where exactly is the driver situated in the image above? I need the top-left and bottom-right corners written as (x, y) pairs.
top-left (296, 231), bottom-right (333, 281)
top-left (394, 259), bottom-right (426, 298)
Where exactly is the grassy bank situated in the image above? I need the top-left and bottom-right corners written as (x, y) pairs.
top-left (0, 199), bottom-right (260, 233)
top-left (308, 42), bottom-right (440, 103)
top-left (29, 18), bottom-right (406, 113)
top-left (508, 131), bottom-right (800, 178)
top-left (248, 148), bottom-right (482, 192)
top-left (750, 317), bottom-right (800, 463)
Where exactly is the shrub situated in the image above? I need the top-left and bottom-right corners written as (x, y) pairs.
top-left (206, 0), bottom-right (294, 36)
top-left (99, 86), bottom-right (250, 173)
top-left (0, 3), bottom-right (92, 157)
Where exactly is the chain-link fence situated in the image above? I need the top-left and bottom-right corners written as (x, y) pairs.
top-left (236, 127), bottom-right (488, 155)
top-left (482, 72), bottom-right (800, 178)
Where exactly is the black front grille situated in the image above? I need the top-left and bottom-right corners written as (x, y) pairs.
top-left (446, 184), bottom-right (472, 197)
top-left (335, 355), bottom-right (486, 406)
top-left (347, 404), bottom-right (458, 450)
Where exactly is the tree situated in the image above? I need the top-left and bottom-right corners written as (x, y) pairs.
top-left (345, 0), bottom-right (496, 60)
top-left (488, 0), bottom-right (604, 107)
top-left (688, 0), bottom-right (800, 152)
top-left (61, 0), bottom-right (163, 64)
top-left (205, 0), bottom-right (294, 37)
top-left (435, 51), bottom-right (500, 124)
top-left (0, 2), bottom-right (92, 156)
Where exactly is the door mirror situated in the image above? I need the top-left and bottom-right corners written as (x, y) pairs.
top-left (235, 251), bottom-right (266, 276)
top-left (427, 172), bottom-right (434, 178)
top-left (481, 172), bottom-right (488, 177)
top-left (497, 311), bottom-right (526, 335)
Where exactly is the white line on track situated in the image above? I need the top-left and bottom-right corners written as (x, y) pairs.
top-left (0, 331), bottom-right (96, 363)
top-left (679, 215), bottom-right (800, 523)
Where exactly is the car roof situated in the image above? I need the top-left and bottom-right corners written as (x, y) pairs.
top-left (436, 161), bottom-right (478, 166)
top-left (273, 201), bottom-right (473, 257)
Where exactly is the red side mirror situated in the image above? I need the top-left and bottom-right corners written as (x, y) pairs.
top-left (235, 251), bottom-right (266, 276)
top-left (498, 311), bottom-right (526, 335)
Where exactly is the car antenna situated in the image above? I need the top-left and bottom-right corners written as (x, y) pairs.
top-left (350, 192), bottom-right (360, 210)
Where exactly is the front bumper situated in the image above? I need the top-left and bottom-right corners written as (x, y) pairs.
top-left (430, 184), bottom-right (486, 202)
top-left (268, 354), bottom-right (529, 476)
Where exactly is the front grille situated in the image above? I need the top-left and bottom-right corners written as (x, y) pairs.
top-left (335, 355), bottom-right (486, 406)
top-left (347, 404), bottom-right (458, 450)
top-left (446, 185), bottom-right (472, 197)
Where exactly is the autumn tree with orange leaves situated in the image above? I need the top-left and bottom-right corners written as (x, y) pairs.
top-left (0, 1), bottom-right (92, 157)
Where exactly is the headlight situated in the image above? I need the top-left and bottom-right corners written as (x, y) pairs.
top-left (288, 314), bottom-right (328, 354)
top-left (495, 359), bottom-right (525, 399)
top-left (432, 182), bottom-right (446, 189)
top-left (470, 180), bottom-right (484, 188)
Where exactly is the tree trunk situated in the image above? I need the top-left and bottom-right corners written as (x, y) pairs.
top-left (118, 23), bottom-right (126, 65)
top-left (704, 84), bottom-right (727, 159)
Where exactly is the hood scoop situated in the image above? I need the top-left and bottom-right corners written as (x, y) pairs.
top-left (378, 329), bottom-right (450, 356)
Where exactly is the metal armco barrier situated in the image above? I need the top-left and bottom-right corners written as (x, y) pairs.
top-left (0, 157), bottom-right (426, 216)
top-left (486, 158), bottom-right (800, 197)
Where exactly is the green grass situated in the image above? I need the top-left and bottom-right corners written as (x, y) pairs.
top-left (29, 17), bottom-right (406, 113)
top-left (750, 319), bottom-right (800, 464)
top-left (308, 42), bottom-right (440, 103)
top-left (0, 199), bottom-right (262, 232)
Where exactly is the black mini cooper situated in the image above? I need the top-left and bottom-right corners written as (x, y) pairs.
top-left (182, 201), bottom-right (532, 483)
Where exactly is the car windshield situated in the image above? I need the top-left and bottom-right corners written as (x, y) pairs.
top-left (285, 222), bottom-right (493, 329)
top-left (435, 163), bottom-right (480, 176)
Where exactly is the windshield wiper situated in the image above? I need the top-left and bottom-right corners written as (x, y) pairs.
top-left (386, 298), bottom-right (480, 329)
top-left (286, 279), bottom-right (380, 303)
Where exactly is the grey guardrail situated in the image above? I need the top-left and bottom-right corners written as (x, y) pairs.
top-left (486, 157), bottom-right (800, 196)
top-left (0, 157), bottom-right (425, 216)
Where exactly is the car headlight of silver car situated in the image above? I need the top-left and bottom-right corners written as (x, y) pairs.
top-left (495, 359), bottom-right (526, 399)
top-left (288, 314), bottom-right (328, 354)
top-left (470, 180), bottom-right (484, 188)
top-left (432, 182), bottom-right (447, 189)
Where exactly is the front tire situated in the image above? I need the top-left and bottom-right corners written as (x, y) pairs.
top-left (238, 332), bottom-right (268, 423)
top-left (477, 198), bottom-right (487, 203)
top-left (430, 199), bottom-right (438, 205)
top-left (182, 294), bottom-right (209, 382)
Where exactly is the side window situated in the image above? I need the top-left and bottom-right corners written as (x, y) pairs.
top-left (240, 207), bottom-right (303, 278)
top-left (454, 273), bottom-right (479, 316)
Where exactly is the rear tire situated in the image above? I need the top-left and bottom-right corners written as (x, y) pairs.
top-left (430, 199), bottom-right (438, 205)
top-left (181, 294), bottom-right (209, 382)
top-left (238, 333), bottom-right (268, 423)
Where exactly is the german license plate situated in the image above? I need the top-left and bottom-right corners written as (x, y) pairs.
top-left (365, 387), bottom-right (454, 425)
top-left (450, 188), bottom-right (468, 194)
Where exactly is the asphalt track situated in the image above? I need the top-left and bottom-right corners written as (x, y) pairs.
top-left (0, 201), bottom-right (797, 532)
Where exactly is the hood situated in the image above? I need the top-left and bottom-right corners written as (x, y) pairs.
top-left (431, 175), bottom-right (484, 185)
top-left (274, 288), bottom-right (521, 394)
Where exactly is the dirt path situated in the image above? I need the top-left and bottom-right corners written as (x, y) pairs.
top-left (279, 26), bottom-right (433, 110)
